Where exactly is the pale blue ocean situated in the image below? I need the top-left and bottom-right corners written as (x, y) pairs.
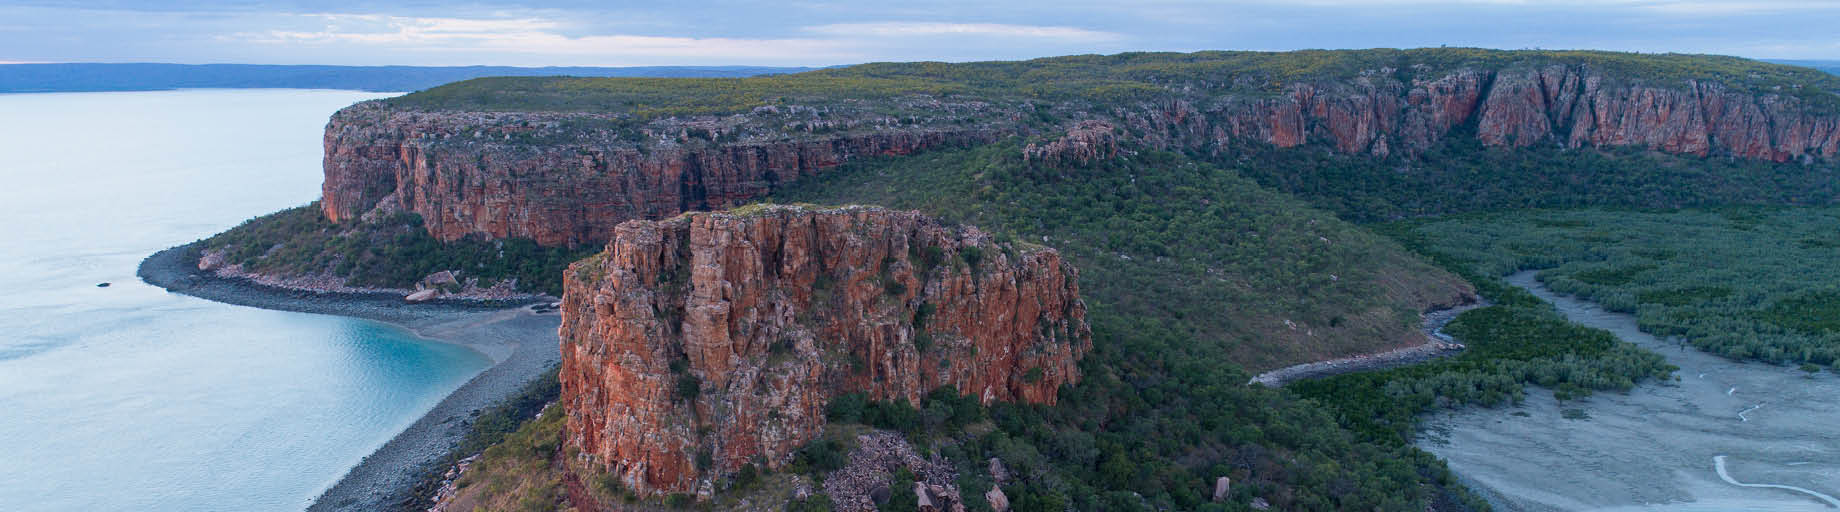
top-left (0, 90), bottom-right (491, 511)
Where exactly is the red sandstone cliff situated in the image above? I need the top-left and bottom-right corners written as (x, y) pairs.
top-left (557, 205), bottom-right (1089, 496)
top-left (1122, 66), bottom-right (1840, 161)
top-left (323, 63), bottom-right (1840, 247)
top-left (322, 102), bottom-right (1004, 247)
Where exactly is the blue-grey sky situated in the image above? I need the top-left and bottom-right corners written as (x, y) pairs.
top-left (3, 1), bottom-right (1837, 66)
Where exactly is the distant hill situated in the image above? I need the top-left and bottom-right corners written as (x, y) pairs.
top-left (0, 63), bottom-right (819, 93)
top-left (1770, 59), bottom-right (1840, 77)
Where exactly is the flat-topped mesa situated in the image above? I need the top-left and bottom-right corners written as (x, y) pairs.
top-left (324, 51), bottom-right (1840, 247)
top-left (558, 205), bottom-right (1090, 496)
top-left (320, 101), bottom-right (1005, 247)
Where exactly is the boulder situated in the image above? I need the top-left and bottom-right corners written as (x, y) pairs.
top-left (986, 486), bottom-right (1009, 512)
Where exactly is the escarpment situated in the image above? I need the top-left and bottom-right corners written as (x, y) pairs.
top-left (557, 205), bottom-right (1090, 496)
top-left (321, 102), bottom-right (1004, 246)
top-left (1121, 65), bottom-right (1840, 160)
top-left (323, 51), bottom-right (1840, 247)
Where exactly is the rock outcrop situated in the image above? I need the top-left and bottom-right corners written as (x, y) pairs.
top-left (323, 56), bottom-right (1840, 247)
top-left (557, 205), bottom-right (1090, 495)
top-left (1023, 120), bottom-right (1119, 165)
top-left (322, 102), bottom-right (1004, 247)
top-left (1122, 66), bottom-right (1840, 161)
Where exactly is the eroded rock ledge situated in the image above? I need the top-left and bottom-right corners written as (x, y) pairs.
top-left (557, 205), bottom-right (1090, 496)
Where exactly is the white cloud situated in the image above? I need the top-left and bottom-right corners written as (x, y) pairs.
top-left (1226, 0), bottom-right (1840, 10)
top-left (1629, 0), bottom-right (1840, 15)
top-left (228, 14), bottom-right (858, 62)
top-left (805, 22), bottom-right (1121, 41)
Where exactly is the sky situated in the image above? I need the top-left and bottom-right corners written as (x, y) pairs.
top-left (2, 1), bottom-right (1837, 67)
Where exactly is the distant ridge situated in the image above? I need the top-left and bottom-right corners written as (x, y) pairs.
top-left (1768, 59), bottom-right (1840, 77)
top-left (0, 63), bottom-right (821, 93)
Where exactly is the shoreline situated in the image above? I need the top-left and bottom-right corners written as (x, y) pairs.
top-left (1249, 300), bottom-right (1488, 387)
top-left (1417, 271), bottom-right (1840, 511)
top-left (138, 242), bottom-right (564, 511)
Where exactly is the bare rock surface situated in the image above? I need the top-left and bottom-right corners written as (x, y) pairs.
top-left (558, 205), bottom-right (1090, 495)
top-left (821, 431), bottom-right (963, 512)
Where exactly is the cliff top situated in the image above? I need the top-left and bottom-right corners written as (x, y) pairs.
top-left (381, 48), bottom-right (1840, 116)
top-left (698, 202), bottom-right (873, 219)
top-left (664, 203), bottom-right (1057, 255)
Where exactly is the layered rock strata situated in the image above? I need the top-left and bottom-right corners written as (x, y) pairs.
top-left (557, 205), bottom-right (1090, 495)
top-left (324, 62), bottom-right (1840, 247)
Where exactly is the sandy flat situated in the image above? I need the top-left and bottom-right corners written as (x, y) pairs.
top-left (1417, 271), bottom-right (1840, 512)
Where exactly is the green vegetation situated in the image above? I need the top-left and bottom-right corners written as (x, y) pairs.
top-left (442, 372), bottom-right (849, 511)
top-left (385, 49), bottom-right (1840, 116)
top-left (773, 140), bottom-right (1459, 371)
top-left (202, 203), bottom-right (595, 296)
top-left (447, 404), bottom-right (570, 512)
top-left (352, 50), bottom-right (1840, 511)
top-left (788, 437), bottom-right (851, 476)
top-left (417, 139), bottom-right (1792, 511)
top-left (767, 141), bottom-right (1484, 510)
top-left (210, 48), bottom-right (1840, 512)
top-left (1286, 209), bottom-right (1694, 446)
top-left (1291, 304), bottom-right (1673, 443)
top-left (1209, 135), bottom-right (1839, 224)
top-left (1398, 207), bottom-right (1840, 366)
top-left (401, 365), bottom-right (560, 511)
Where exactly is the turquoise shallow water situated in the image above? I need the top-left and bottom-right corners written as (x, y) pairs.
top-left (0, 90), bottom-right (492, 511)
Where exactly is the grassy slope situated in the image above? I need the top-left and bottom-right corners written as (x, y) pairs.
top-left (769, 140), bottom-right (1469, 372)
top-left (440, 141), bottom-right (1488, 511)
top-left (201, 204), bottom-right (595, 296)
top-left (763, 141), bottom-right (1485, 510)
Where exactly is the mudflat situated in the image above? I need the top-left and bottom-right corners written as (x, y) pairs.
top-left (1418, 271), bottom-right (1840, 512)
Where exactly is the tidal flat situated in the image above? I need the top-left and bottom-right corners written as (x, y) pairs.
top-left (1418, 271), bottom-right (1840, 512)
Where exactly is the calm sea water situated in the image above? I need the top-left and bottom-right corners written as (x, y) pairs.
top-left (0, 90), bottom-right (492, 511)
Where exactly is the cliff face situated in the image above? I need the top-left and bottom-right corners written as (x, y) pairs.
top-left (1124, 65), bottom-right (1840, 161)
top-left (557, 205), bottom-right (1089, 495)
top-left (324, 61), bottom-right (1840, 247)
top-left (322, 102), bottom-right (1003, 247)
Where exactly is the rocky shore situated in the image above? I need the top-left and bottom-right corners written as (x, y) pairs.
top-left (138, 242), bottom-right (564, 511)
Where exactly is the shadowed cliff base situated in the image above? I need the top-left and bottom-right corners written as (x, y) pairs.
top-left (137, 243), bottom-right (563, 511)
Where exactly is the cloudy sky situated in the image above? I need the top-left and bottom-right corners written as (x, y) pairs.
top-left (3, 1), bottom-right (1837, 66)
